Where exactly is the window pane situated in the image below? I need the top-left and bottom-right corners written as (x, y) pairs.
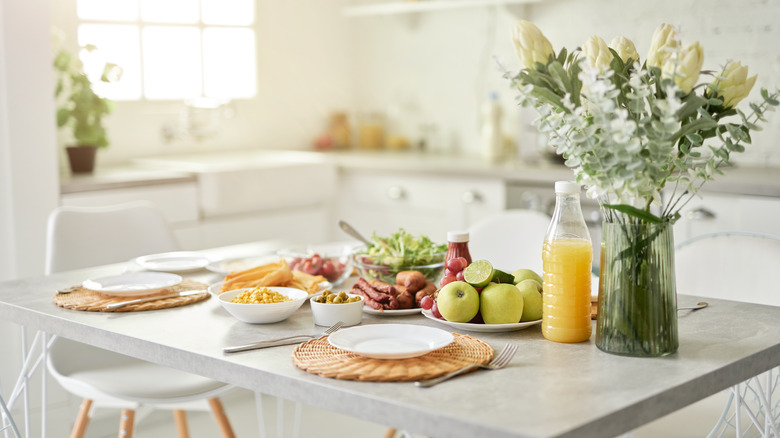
top-left (140, 0), bottom-right (198, 24)
top-left (202, 0), bottom-right (254, 26)
top-left (77, 0), bottom-right (138, 21)
top-left (203, 28), bottom-right (256, 99)
top-left (142, 26), bottom-right (202, 99)
top-left (78, 24), bottom-right (142, 100)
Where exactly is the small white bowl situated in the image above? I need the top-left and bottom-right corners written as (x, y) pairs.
top-left (309, 293), bottom-right (364, 327)
top-left (217, 287), bottom-right (308, 324)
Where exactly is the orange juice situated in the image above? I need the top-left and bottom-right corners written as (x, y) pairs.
top-left (542, 238), bottom-right (593, 343)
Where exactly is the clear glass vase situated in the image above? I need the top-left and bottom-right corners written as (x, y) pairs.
top-left (595, 219), bottom-right (678, 357)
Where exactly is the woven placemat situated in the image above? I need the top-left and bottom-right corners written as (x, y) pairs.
top-left (53, 279), bottom-right (210, 312)
top-left (292, 333), bottom-right (493, 382)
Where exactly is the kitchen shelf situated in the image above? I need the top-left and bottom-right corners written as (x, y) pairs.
top-left (342, 0), bottom-right (540, 17)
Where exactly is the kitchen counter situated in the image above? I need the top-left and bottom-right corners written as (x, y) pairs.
top-left (60, 149), bottom-right (780, 198)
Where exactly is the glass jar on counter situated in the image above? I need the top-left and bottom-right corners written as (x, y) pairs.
top-left (357, 111), bottom-right (386, 150)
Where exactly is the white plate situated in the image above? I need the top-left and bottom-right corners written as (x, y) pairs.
top-left (135, 251), bottom-right (219, 273)
top-left (82, 272), bottom-right (182, 297)
top-left (206, 255), bottom-right (280, 275)
top-left (363, 307), bottom-right (421, 316)
top-left (327, 324), bottom-right (453, 359)
top-left (208, 280), bottom-right (332, 297)
top-left (422, 309), bottom-right (542, 333)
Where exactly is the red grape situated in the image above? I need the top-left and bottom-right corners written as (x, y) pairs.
top-left (456, 257), bottom-right (468, 268)
top-left (446, 258), bottom-right (465, 272)
top-left (444, 268), bottom-right (455, 278)
top-left (456, 270), bottom-right (465, 282)
top-left (431, 302), bottom-right (443, 319)
top-left (420, 295), bottom-right (434, 310)
top-left (439, 275), bottom-right (456, 287)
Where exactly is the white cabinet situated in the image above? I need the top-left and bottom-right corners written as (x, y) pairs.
top-left (336, 168), bottom-right (506, 240)
top-left (674, 191), bottom-right (780, 243)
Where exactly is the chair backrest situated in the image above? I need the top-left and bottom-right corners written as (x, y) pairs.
top-left (45, 201), bottom-right (179, 275)
top-left (675, 231), bottom-right (780, 306)
top-left (468, 209), bottom-right (551, 274)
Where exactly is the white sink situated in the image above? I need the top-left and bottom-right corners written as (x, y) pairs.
top-left (135, 150), bottom-right (336, 217)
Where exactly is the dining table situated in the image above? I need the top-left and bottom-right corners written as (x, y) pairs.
top-left (1, 240), bottom-right (780, 438)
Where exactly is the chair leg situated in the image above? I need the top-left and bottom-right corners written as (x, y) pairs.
top-left (208, 398), bottom-right (236, 438)
top-left (173, 410), bottom-right (190, 438)
top-left (118, 409), bottom-right (134, 438)
top-left (69, 398), bottom-right (93, 438)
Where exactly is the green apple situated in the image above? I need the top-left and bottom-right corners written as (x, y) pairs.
top-left (515, 279), bottom-right (543, 321)
top-left (480, 283), bottom-right (524, 324)
top-left (436, 281), bottom-right (480, 323)
top-left (512, 268), bottom-right (542, 286)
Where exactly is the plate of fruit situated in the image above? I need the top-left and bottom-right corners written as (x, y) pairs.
top-left (421, 259), bottom-right (543, 333)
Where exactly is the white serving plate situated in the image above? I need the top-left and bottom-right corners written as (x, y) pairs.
top-left (205, 255), bottom-right (280, 275)
top-left (82, 272), bottom-right (182, 297)
top-left (135, 251), bottom-right (220, 273)
top-left (327, 323), bottom-right (453, 359)
top-left (421, 309), bottom-right (542, 333)
top-left (208, 280), bottom-right (332, 297)
top-left (362, 307), bottom-right (421, 316)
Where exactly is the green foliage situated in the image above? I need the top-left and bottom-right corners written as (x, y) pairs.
top-left (505, 46), bottom-right (779, 226)
top-left (53, 45), bottom-right (120, 148)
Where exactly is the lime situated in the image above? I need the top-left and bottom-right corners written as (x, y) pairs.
top-left (492, 269), bottom-right (516, 284)
top-left (463, 260), bottom-right (494, 288)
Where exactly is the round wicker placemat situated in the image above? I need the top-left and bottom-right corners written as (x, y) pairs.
top-left (292, 333), bottom-right (493, 382)
top-left (53, 279), bottom-right (210, 312)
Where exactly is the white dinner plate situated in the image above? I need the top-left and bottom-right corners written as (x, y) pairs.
top-left (327, 323), bottom-right (453, 359)
top-left (208, 280), bottom-right (332, 297)
top-left (82, 272), bottom-right (183, 297)
top-left (205, 255), bottom-right (280, 275)
top-left (362, 307), bottom-right (422, 316)
top-left (422, 309), bottom-right (542, 333)
top-left (135, 251), bottom-right (220, 273)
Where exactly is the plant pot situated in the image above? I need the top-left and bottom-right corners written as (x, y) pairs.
top-left (66, 145), bottom-right (98, 173)
top-left (595, 219), bottom-right (679, 357)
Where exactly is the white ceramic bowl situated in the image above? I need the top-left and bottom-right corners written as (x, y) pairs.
top-left (217, 287), bottom-right (309, 324)
top-left (309, 293), bottom-right (364, 327)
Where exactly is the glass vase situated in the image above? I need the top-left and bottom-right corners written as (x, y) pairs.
top-left (595, 219), bottom-right (678, 357)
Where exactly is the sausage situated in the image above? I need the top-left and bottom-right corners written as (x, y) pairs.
top-left (354, 278), bottom-right (391, 303)
top-left (395, 285), bottom-right (414, 309)
top-left (396, 270), bottom-right (426, 293)
top-left (415, 281), bottom-right (437, 306)
top-left (367, 279), bottom-right (398, 296)
top-left (351, 286), bottom-right (384, 310)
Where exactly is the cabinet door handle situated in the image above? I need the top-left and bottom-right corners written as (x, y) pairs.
top-left (461, 190), bottom-right (483, 204)
top-left (687, 208), bottom-right (716, 220)
top-left (386, 186), bottom-right (405, 200)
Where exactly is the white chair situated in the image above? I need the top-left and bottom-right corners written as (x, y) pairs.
top-left (468, 209), bottom-right (552, 274)
top-left (44, 201), bottom-right (235, 438)
top-left (633, 231), bottom-right (780, 438)
top-left (1, 390), bottom-right (22, 438)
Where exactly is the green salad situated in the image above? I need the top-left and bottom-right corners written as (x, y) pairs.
top-left (357, 228), bottom-right (446, 266)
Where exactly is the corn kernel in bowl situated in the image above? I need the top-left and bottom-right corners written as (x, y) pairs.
top-left (232, 286), bottom-right (293, 304)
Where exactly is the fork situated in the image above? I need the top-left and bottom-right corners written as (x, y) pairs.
top-left (223, 321), bottom-right (344, 353)
top-left (415, 343), bottom-right (518, 387)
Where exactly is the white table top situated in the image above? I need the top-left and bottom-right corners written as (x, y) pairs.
top-left (2, 244), bottom-right (780, 438)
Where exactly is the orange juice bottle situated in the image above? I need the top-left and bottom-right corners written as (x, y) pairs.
top-left (542, 181), bottom-right (593, 343)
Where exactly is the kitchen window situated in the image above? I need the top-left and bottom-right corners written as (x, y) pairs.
top-left (76, 0), bottom-right (257, 102)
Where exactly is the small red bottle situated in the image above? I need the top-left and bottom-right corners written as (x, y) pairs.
top-left (445, 231), bottom-right (472, 266)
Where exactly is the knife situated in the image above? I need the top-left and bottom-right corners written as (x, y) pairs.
top-left (106, 289), bottom-right (208, 309)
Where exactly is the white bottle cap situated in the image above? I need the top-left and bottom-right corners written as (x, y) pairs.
top-left (447, 231), bottom-right (469, 243)
top-left (555, 181), bottom-right (581, 194)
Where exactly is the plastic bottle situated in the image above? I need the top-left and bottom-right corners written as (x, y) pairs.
top-left (480, 92), bottom-right (503, 163)
top-left (445, 231), bottom-right (472, 266)
top-left (541, 181), bottom-right (593, 343)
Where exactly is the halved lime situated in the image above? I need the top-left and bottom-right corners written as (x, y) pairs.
top-left (491, 269), bottom-right (516, 284)
top-left (463, 260), bottom-right (494, 288)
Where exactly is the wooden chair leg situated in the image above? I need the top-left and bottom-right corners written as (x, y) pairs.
top-left (173, 410), bottom-right (190, 438)
top-left (118, 409), bottom-right (134, 438)
top-left (69, 398), bottom-right (93, 438)
top-left (208, 398), bottom-right (236, 438)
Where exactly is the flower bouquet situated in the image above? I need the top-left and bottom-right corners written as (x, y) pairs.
top-left (507, 21), bottom-right (778, 356)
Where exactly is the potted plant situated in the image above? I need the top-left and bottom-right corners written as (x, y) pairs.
top-left (53, 36), bottom-right (121, 173)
